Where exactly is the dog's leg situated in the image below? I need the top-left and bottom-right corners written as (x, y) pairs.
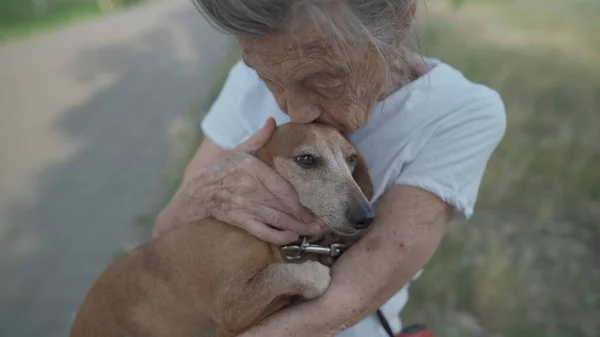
top-left (264, 260), bottom-right (331, 300)
top-left (218, 260), bottom-right (330, 336)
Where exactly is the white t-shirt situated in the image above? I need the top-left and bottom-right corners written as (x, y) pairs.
top-left (200, 57), bottom-right (506, 336)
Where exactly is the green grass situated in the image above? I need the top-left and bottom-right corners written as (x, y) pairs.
top-left (0, 3), bottom-right (103, 43)
top-left (158, 46), bottom-right (242, 212)
top-left (403, 1), bottom-right (600, 336)
top-left (0, 0), bottom-right (152, 44)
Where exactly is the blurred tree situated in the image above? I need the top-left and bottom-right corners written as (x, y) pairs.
top-left (450, 0), bottom-right (468, 9)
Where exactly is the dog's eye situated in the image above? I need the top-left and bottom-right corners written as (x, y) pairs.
top-left (294, 154), bottom-right (318, 168)
top-left (348, 154), bottom-right (358, 166)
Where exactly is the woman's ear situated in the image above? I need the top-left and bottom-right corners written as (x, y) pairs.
top-left (353, 153), bottom-right (374, 201)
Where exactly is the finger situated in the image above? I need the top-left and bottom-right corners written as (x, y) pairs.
top-left (236, 118), bottom-right (277, 153)
top-left (238, 156), bottom-right (315, 223)
top-left (251, 205), bottom-right (321, 236)
top-left (242, 218), bottom-right (299, 245)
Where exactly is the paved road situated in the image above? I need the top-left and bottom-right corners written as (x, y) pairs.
top-left (0, 1), bottom-right (234, 336)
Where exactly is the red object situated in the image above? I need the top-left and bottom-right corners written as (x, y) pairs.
top-left (396, 324), bottom-right (436, 337)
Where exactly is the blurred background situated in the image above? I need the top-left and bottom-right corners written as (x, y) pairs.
top-left (0, 0), bottom-right (597, 337)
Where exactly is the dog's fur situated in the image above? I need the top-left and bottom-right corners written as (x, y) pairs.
top-left (69, 122), bottom-right (374, 337)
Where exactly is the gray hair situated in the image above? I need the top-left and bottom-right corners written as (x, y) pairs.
top-left (192, 0), bottom-right (418, 80)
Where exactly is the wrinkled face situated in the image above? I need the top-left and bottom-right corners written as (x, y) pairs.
top-left (259, 123), bottom-right (375, 236)
top-left (238, 21), bottom-right (387, 133)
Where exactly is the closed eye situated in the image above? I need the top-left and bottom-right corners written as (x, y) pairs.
top-left (311, 77), bottom-right (344, 88)
top-left (312, 83), bottom-right (345, 98)
top-left (304, 70), bottom-right (347, 96)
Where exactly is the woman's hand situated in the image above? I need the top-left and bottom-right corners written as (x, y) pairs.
top-left (154, 118), bottom-right (321, 244)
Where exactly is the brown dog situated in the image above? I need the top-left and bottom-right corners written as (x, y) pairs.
top-left (69, 122), bottom-right (375, 337)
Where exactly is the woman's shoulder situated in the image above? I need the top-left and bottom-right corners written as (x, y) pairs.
top-left (427, 59), bottom-right (507, 137)
top-left (427, 59), bottom-right (505, 114)
top-left (200, 60), bottom-right (281, 148)
top-left (374, 57), bottom-right (506, 138)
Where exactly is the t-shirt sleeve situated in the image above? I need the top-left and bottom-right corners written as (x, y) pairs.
top-left (394, 90), bottom-right (507, 221)
top-left (200, 60), bottom-right (258, 149)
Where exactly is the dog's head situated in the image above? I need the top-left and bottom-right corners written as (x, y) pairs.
top-left (256, 122), bottom-right (374, 237)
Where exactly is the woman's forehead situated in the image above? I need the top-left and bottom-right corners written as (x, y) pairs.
top-left (238, 26), bottom-right (349, 71)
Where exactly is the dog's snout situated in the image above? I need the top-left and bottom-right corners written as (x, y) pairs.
top-left (347, 203), bottom-right (375, 230)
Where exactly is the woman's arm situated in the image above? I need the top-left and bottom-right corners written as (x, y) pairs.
top-left (181, 138), bottom-right (228, 189)
top-left (153, 137), bottom-right (225, 237)
top-left (236, 93), bottom-right (506, 336)
top-left (237, 184), bottom-right (452, 336)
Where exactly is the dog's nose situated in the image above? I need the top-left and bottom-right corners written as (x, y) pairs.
top-left (347, 203), bottom-right (375, 230)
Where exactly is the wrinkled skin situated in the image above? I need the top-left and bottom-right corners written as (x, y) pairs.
top-left (237, 6), bottom-right (422, 133)
top-left (238, 29), bottom-right (386, 133)
top-left (150, 5), bottom-right (461, 337)
top-left (155, 119), bottom-right (321, 245)
top-left (155, 10), bottom-right (425, 244)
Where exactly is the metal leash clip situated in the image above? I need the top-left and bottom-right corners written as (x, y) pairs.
top-left (281, 237), bottom-right (349, 261)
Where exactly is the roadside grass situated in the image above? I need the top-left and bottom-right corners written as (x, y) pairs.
top-left (403, 1), bottom-right (600, 336)
top-left (157, 46), bottom-right (242, 216)
top-left (0, 0), bottom-right (153, 44)
top-left (0, 2), bottom-right (102, 43)
top-left (123, 44), bottom-right (241, 249)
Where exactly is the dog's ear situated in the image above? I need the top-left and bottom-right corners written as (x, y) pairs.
top-left (254, 124), bottom-right (282, 168)
top-left (353, 153), bottom-right (374, 201)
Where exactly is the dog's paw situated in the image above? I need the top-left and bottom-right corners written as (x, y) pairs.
top-left (297, 261), bottom-right (331, 300)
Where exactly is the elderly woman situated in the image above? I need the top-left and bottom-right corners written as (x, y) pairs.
top-left (154, 0), bottom-right (506, 336)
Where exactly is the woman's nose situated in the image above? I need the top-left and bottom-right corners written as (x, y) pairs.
top-left (273, 89), bottom-right (321, 124)
top-left (287, 98), bottom-right (321, 124)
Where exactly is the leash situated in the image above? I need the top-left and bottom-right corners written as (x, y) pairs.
top-left (376, 309), bottom-right (394, 337)
top-left (282, 238), bottom-right (393, 337)
top-left (281, 238), bottom-right (392, 336)
top-left (377, 312), bottom-right (435, 337)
